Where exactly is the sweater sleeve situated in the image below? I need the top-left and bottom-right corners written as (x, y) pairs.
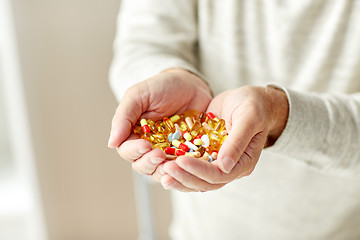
top-left (109, 0), bottom-right (201, 102)
top-left (268, 85), bottom-right (360, 176)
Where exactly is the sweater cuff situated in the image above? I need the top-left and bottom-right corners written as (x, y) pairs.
top-left (266, 83), bottom-right (330, 166)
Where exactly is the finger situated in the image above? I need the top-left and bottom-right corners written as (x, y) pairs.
top-left (176, 156), bottom-right (235, 184)
top-left (177, 155), bottom-right (255, 184)
top-left (151, 163), bottom-right (167, 182)
top-left (213, 131), bottom-right (266, 180)
top-left (163, 160), bottom-right (225, 191)
top-left (160, 174), bottom-right (195, 192)
top-left (131, 148), bottom-right (166, 175)
top-left (108, 86), bottom-right (149, 148)
top-left (116, 134), bottom-right (152, 162)
top-left (231, 131), bottom-right (267, 177)
top-left (217, 116), bottom-right (259, 173)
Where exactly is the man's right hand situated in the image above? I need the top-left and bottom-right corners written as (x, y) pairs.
top-left (108, 69), bottom-right (212, 181)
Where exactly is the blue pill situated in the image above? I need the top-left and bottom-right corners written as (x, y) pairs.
top-left (173, 132), bottom-right (180, 140)
top-left (168, 133), bottom-right (174, 142)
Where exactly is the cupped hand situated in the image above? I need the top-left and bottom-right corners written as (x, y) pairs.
top-left (108, 69), bottom-right (212, 179)
top-left (160, 86), bottom-right (289, 192)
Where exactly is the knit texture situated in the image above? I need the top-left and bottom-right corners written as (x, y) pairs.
top-left (110, 1), bottom-right (360, 239)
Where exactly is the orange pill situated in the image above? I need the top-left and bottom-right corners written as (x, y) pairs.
top-left (163, 117), bottom-right (175, 131)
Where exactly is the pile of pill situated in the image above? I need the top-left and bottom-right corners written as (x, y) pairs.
top-left (133, 110), bottom-right (228, 162)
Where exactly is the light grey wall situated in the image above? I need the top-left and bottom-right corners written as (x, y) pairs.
top-left (12, 0), bottom-right (172, 239)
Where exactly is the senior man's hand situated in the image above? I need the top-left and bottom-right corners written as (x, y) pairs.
top-left (160, 86), bottom-right (289, 192)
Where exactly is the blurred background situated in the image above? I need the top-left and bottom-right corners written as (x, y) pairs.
top-left (0, 0), bottom-right (171, 239)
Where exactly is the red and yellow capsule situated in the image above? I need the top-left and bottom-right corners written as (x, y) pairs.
top-left (140, 119), bottom-right (151, 133)
top-left (165, 147), bottom-right (176, 155)
top-left (176, 149), bottom-right (186, 156)
top-left (172, 139), bottom-right (190, 152)
top-left (207, 112), bottom-right (219, 122)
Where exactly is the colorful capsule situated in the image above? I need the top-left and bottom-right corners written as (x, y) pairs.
top-left (152, 133), bottom-right (167, 143)
top-left (209, 139), bottom-right (221, 151)
top-left (194, 134), bottom-right (202, 139)
top-left (172, 132), bottom-right (180, 140)
top-left (201, 135), bottom-right (210, 148)
top-left (208, 119), bottom-right (218, 129)
top-left (133, 110), bottom-right (227, 160)
top-left (133, 125), bottom-right (143, 136)
top-left (209, 130), bottom-right (221, 141)
top-left (172, 139), bottom-right (190, 152)
top-left (177, 120), bottom-right (189, 132)
top-left (155, 121), bottom-right (171, 134)
top-left (184, 141), bottom-right (198, 151)
top-left (153, 142), bottom-right (170, 150)
top-left (165, 147), bottom-right (176, 155)
top-left (182, 131), bottom-right (192, 141)
top-left (199, 112), bottom-right (207, 123)
top-left (170, 114), bottom-right (180, 123)
top-left (202, 122), bottom-right (213, 132)
top-left (193, 139), bottom-right (203, 146)
top-left (168, 133), bottom-right (174, 142)
top-left (163, 117), bottom-right (175, 131)
top-left (140, 119), bottom-right (151, 133)
top-left (220, 135), bottom-right (228, 145)
top-left (166, 154), bottom-right (177, 160)
top-left (197, 146), bottom-right (206, 156)
top-left (147, 119), bottom-right (158, 133)
top-left (199, 152), bottom-right (210, 161)
top-left (207, 112), bottom-right (219, 122)
top-left (141, 132), bottom-right (157, 143)
top-left (190, 121), bottom-right (203, 137)
top-left (185, 151), bottom-right (201, 158)
top-left (214, 119), bottom-right (226, 132)
top-left (185, 117), bottom-right (194, 129)
top-left (174, 123), bottom-right (182, 135)
top-left (183, 109), bottom-right (199, 119)
top-left (176, 149), bottom-right (186, 156)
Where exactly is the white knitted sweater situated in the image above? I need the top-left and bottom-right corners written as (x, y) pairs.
top-left (110, 1), bottom-right (360, 239)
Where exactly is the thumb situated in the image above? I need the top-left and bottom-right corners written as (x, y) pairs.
top-left (217, 119), bottom-right (258, 174)
top-left (108, 88), bottom-right (148, 148)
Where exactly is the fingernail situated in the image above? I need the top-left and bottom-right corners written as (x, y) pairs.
top-left (158, 165), bottom-right (165, 176)
top-left (139, 148), bottom-right (151, 154)
top-left (221, 157), bottom-right (235, 173)
top-left (107, 135), bottom-right (114, 148)
top-left (150, 157), bottom-right (163, 165)
top-left (161, 175), bottom-right (171, 190)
